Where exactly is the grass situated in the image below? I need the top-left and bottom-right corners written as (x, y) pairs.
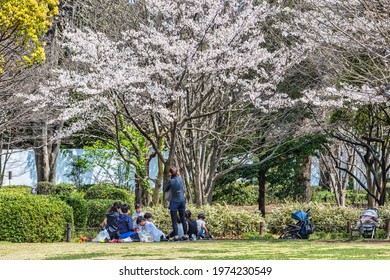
top-left (1, 239), bottom-right (390, 260)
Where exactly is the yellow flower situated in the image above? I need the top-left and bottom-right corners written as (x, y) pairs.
top-left (0, 0), bottom-right (59, 73)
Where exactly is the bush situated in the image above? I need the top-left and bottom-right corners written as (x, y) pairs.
top-left (311, 190), bottom-right (368, 206)
top-left (144, 204), bottom-right (264, 237)
top-left (57, 193), bottom-right (88, 229)
top-left (213, 182), bottom-right (258, 205)
top-left (37, 181), bottom-right (56, 195)
top-left (378, 205), bottom-right (390, 228)
top-left (55, 183), bottom-right (76, 196)
top-left (375, 229), bottom-right (388, 239)
top-left (266, 202), bottom-right (360, 234)
top-left (0, 193), bottom-right (73, 242)
top-left (311, 190), bottom-right (336, 203)
top-left (345, 190), bottom-right (367, 205)
top-left (0, 185), bottom-right (32, 195)
top-left (77, 184), bottom-right (95, 192)
top-left (86, 199), bottom-right (116, 227)
top-left (84, 183), bottom-right (134, 204)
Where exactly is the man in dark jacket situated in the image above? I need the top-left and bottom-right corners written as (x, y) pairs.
top-left (164, 166), bottom-right (188, 241)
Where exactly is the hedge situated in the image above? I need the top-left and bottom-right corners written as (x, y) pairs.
top-left (84, 183), bottom-right (134, 204)
top-left (37, 181), bottom-right (56, 195)
top-left (86, 199), bottom-right (116, 227)
top-left (57, 193), bottom-right (88, 229)
top-left (144, 204), bottom-right (264, 237)
top-left (311, 190), bottom-right (368, 205)
top-left (378, 205), bottom-right (390, 228)
top-left (266, 202), bottom-right (361, 234)
top-left (55, 183), bottom-right (77, 195)
top-left (0, 193), bottom-right (73, 242)
top-left (0, 185), bottom-right (32, 195)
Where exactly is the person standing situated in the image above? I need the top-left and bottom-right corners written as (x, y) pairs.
top-left (164, 166), bottom-right (188, 241)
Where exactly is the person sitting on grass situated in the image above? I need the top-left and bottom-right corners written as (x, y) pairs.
top-left (144, 212), bottom-right (153, 222)
top-left (100, 201), bottom-right (121, 230)
top-left (136, 216), bottom-right (165, 242)
top-left (196, 213), bottom-right (213, 240)
top-left (185, 210), bottom-right (198, 240)
top-left (118, 204), bottom-right (139, 241)
top-left (132, 204), bottom-right (144, 232)
top-left (106, 202), bottom-right (122, 242)
top-left (165, 217), bottom-right (184, 240)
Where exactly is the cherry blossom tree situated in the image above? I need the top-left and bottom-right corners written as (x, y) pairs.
top-left (289, 0), bottom-right (390, 206)
top-left (41, 0), bottom-right (312, 205)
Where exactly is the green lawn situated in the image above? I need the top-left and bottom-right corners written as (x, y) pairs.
top-left (1, 240), bottom-right (390, 260)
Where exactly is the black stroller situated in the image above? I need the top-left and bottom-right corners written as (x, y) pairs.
top-left (279, 208), bottom-right (314, 239)
top-left (351, 208), bottom-right (379, 239)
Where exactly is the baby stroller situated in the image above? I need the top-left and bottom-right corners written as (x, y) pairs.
top-left (279, 208), bottom-right (314, 239)
top-left (352, 208), bottom-right (379, 239)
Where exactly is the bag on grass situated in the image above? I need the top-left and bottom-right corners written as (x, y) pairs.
top-left (92, 229), bottom-right (110, 242)
top-left (138, 229), bottom-right (153, 242)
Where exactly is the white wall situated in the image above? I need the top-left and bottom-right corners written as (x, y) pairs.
top-left (2, 149), bottom-right (320, 187)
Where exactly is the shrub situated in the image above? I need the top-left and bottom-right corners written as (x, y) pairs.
top-left (55, 183), bottom-right (76, 195)
top-left (0, 185), bottom-right (32, 195)
top-left (144, 204), bottom-right (264, 237)
top-left (375, 229), bottom-right (388, 239)
top-left (57, 193), bottom-right (88, 229)
top-left (311, 190), bottom-right (368, 206)
top-left (37, 181), bottom-right (56, 195)
top-left (311, 190), bottom-right (336, 203)
top-left (0, 193), bottom-right (73, 242)
top-left (378, 205), bottom-right (390, 228)
top-left (77, 184), bottom-right (95, 192)
top-left (84, 183), bottom-right (134, 204)
top-left (213, 182), bottom-right (258, 205)
top-left (266, 202), bottom-right (360, 234)
top-left (86, 199), bottom-right (116, 227)
top-left (345, 190), bottom-right (367, 205)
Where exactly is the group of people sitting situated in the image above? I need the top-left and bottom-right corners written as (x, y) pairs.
top-left (98, 202), bottom-right (213, 243)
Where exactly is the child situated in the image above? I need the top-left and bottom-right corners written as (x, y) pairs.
top-left (166, 217), bottom-right (184, 240)
top-left (144, 212), bottom-right (153, 222)
top-left (118, 204), bottom-right (138, 241)
top-left (132, 204), bottom-right (144, 231)
top-left (106, 202), bottom-right (122, 242)
top-left (185, 210), bottom-right (198, 240)
top-left (137, 216), bottom-right (165, 242)
top-left (196, 213), bottom-right (210, 239)
top-left (100, 201), bottom-right (121, 230)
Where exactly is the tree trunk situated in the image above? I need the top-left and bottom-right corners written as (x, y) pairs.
top-left (206, 179), bottom-right (216, 204)
top-left (34, 122), bottom-right (50, 183)
top-left (302, 156), bottom-right (312, 202)
top-left (134, 166), bottom-right (150, 206)
top-left (162, 121), bottom-right (179, 207)
top-left (152, 151), bottom-right (164, 205)
top-left (192, 175), bottom-right (203, 206)
top-left (34, 121), bottom-right (62, 185)
top-left (258, 168), bottom-right (267, 217)
top-left (0, 133), bottom-right (12, 187)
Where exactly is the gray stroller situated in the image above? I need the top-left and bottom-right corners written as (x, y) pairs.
top-left (352, 208), bottom-right (379, 239)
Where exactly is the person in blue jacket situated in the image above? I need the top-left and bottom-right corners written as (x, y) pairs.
top-left (118, 204), bottom-right (139, 240)
top-left (163, 166), bottom-right (188, 241)
top-left (105, 202), bottom-right (121, 241)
